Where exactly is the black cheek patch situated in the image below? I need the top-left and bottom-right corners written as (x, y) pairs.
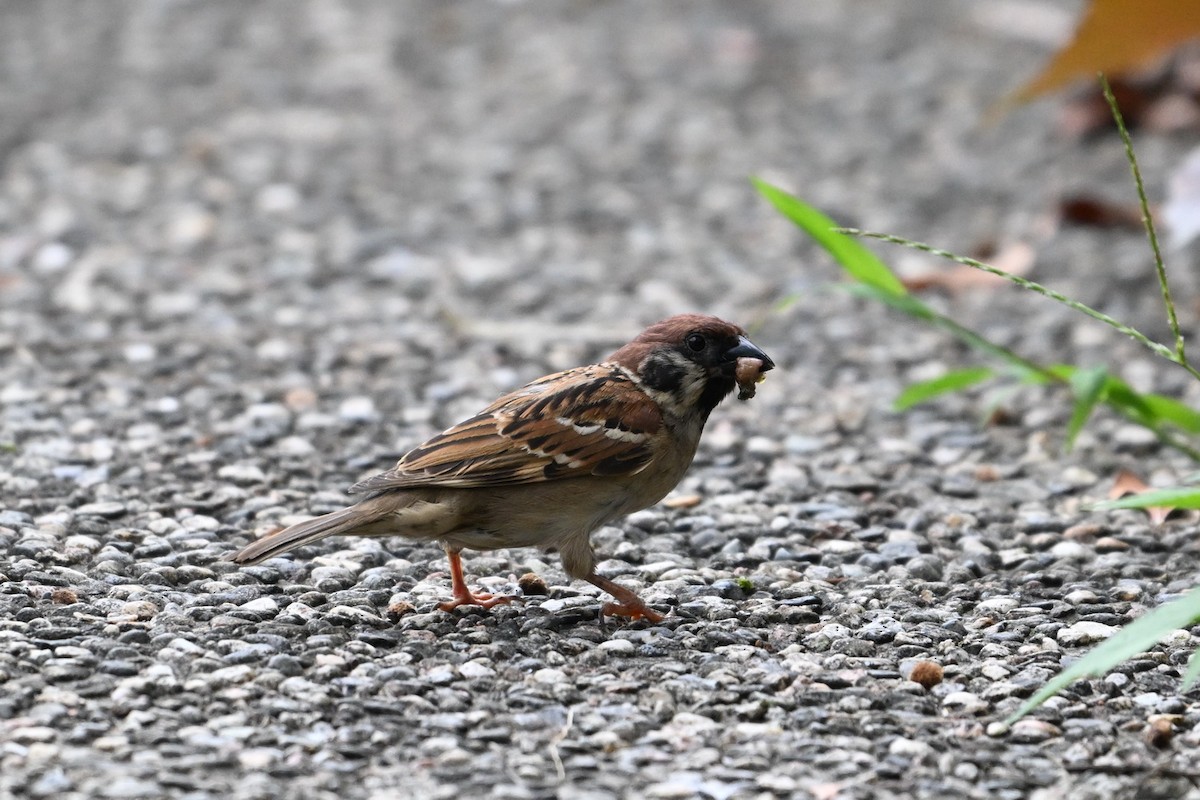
top-left (639, 356), bottom-right (686, 393)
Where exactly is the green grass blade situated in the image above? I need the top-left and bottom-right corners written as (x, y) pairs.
top-left (895, 367), bottom-right (994, 411)
top-left (842, 229), bottom-right (1196, 380)
top-left (1100, 377), bottom-right (1157, 427)
top-left (1103, 76), bottom-right (1184, 365)
top-left (1005, 584), bottom-right (1200, 725)
top-left (752, 178), bottom-right (908, 298)
top-left (1094, 487), bottom-right (1200, 510)
top-left (1183, 650), bottom-right (1200, 691)
top-left (1065, 366), bottom-right (1108, 450)
top-left (1140, 394), bottom-right (1200, 434)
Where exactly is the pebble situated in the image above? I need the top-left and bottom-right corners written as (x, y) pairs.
top-left (532, 668), bottom-right (568, 685)
top-left (1007, 719), bottom-right (1062, 743)
top-left (338, 397), bottom-right (379, 423)
top-left (1058, 621), bottom-right (1118, 646)
top-left (942, 692), bottom-right (989, 715)
top-left (74, 502), bottom-right (126, 518)
top-left (217, 464), bottom-right (267, 485)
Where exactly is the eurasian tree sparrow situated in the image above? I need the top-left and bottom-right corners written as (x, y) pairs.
top-left (232, 314), bottom-right (773, 622)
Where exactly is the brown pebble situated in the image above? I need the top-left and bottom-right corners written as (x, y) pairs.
top-left (1063, 523), bottom-right (1104, 541)
top-left (908, 660), bottom-right (944, 690)
top-left (50, 588), bottom-right (78, 605)
top-left (1094, 536), bottom-right (1130, 553)
top-left (386, 600), bottom-right (416, 620)
top-left (518, 572), bottom-right (549, 596)
top-left (972, 464), bottom-right (1001, 482)
top-left (285, 387), bottom-right (318, 411)
top-left (663, 494), bottom-right (703, 509)
top-left (1144, 715), bottom-right (1176, 748)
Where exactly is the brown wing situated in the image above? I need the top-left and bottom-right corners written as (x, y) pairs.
top-left (348, 364), bottom-right (662, 493)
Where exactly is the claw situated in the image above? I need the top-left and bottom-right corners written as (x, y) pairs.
top-left (600, 600), bottom-right (665, 623)
top-left (439, 591), bottom-right (515, 612)
top-left (439, 549), bottom-right (515, 613)
top-left (587, 571), bottom-right (665, 623)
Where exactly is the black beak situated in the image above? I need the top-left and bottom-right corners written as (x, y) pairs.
top-left (724, 335), bottom-right (774, 371)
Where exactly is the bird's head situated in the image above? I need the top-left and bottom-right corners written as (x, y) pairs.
top-left (609, 314), bottom-right (774, 419)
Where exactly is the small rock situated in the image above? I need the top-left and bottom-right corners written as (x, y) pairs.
top-left (518, 572), bottom-right (549, 596)
top-left (311, 566), bottom-right (354, 592)
top-left (458, 661), bottom-right (495, 679)
top-left (906, 660), bottom-right (944, 690)
top-left (11, 726), bottom-right (57, 743)
top-left (1063, 523), bottom-right (1103, 541)
top-left (1008, 719), bottom-right (1062, 743)
top-left (1145, 715), bottom-right (1178, 748)
top-left (75, 501), bottom-right (126, 518)
top-left (597, 639), bottom-right (636, 655)
top-left (1064, 589), bottom-right (1100, 605)
top-left (942, 692), bottom-right (989, 715)
top-left (532, 668), bottom-right (568, 684)
top-left (1050, 541), bottom-right (1088, 560)
top-left (888, 737), bottom-right (931, 758)
top-left (1058, 621), bottom-right (1117, 646)
top-left (218, 464), bottom-right (267, 485)
top-left (338, 396), bottom-right (379, 423)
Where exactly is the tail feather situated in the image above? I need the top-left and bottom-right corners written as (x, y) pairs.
top-left (232, 506), bottom-right (371, 564)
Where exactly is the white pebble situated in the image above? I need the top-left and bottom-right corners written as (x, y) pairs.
top-left (338, 396), bottom-right (379, 422)
top-left (1057, 621), bottom-right (1117, 646)
top-left (531, 668), bottom-right (568, 684)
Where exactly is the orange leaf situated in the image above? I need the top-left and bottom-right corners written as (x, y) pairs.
top-left (1013, 0), bottom-right (1200, 102)
top-left (1108, 469), bottom-right (1175, 524)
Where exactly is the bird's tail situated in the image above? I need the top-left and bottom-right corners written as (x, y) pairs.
top-left (231, 505), bottom-right (381, 565)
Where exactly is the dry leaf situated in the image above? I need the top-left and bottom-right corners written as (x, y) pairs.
top-left (902, 241), bottom-right (1034, 294)
top-left (1013, 0), bottom-right (1200, 103)
top-left (663, 493), bottom-right (703, 509)
top-left (1059, 195), bottom-right (1145, 230)
top-left (1054, 75), bottom-right (1161, 137)
top-left (1108, 468), bottom-right (1174, 524)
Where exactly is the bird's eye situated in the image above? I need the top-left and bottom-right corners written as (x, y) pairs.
top-left (684, 333), bottom-right (707, 352)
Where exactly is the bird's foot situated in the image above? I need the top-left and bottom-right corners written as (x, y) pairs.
top-left (585, 571), bottom-right (666, 623)
top-left (438, 590), bottom-right (516, 612)
top-left (601, 600), bottom-right (665, 623)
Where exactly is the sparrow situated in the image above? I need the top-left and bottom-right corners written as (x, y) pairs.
top-left (231, 314), bottom-right (773, 623)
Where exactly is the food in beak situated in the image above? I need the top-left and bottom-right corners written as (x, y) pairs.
top-left (735, 357), bottom-right (769, 400)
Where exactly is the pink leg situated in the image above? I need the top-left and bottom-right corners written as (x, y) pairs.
top-left (438, 550), bottom-right (515, 612)
top-left (585, 572), bottom-right (665, 623)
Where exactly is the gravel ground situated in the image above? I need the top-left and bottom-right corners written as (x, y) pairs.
top-left (4, 2), bottom-right (1200, 798)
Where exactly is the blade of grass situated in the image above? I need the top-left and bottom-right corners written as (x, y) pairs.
top-left (1094, 487), bottom-right (1200, 510)
top-left (1140, 394), bottom-right (1200, 434)
top-left (1183, 650), bottom-right (1200, 691)
top-left (752, 178), bottom-right (909, 298)
top-left (1103, 75), bottom-right (1184, 365)
top-left (758, 180), bottom-right (1200, 459)
top-left (895, 367), bottom-right (994, 411)
top-left (1065, 366), bottom-right (1108, 449)
top-left (840, 229), bottom-right (1200, 384)
top-left (1004, 585), bottom-right (1200, 726)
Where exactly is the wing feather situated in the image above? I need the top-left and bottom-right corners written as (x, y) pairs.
top-left (349, 364), bottom-right (661, 493)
